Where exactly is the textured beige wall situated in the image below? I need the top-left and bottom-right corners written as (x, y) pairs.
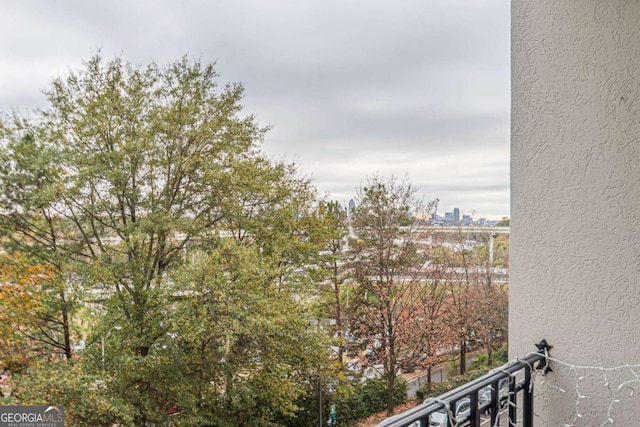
top-left (511, 1), bottom-right (640, 424)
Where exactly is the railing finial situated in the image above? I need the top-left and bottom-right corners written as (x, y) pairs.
top-left (535, 339), bottom-right (553, 374)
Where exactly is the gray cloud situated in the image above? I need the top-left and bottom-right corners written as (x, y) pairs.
top-left (0, 0), bottom-right (510, 218)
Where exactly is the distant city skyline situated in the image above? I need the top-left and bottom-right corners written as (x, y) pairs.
top-left (343, 197), bottom-right (506, 223)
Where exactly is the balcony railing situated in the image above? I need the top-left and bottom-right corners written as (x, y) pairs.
top-left (377, 340), bottom-right (551, 427)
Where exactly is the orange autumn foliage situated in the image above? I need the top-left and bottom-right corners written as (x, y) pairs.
top-left (0, 253), bottom-right (54, 371)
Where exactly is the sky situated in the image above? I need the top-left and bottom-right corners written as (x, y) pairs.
top-left (0, 1), bottom-right (511, 220)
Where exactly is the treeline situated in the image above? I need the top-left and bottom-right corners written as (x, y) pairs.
top-left (0, 55), bottom-right (507, 426)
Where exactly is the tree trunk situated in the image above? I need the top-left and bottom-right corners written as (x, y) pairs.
top-left (133, 414), bottom-right (146, 427)
top-left (459, 340), bottom-right (466, 375)
top-left (318, 374), bottom-right (323, 427)
top-left (334, 279), bottom-right (343, 365)
top-left (386, 371), bottom-right (395, 416)
top-left (486, 335), bottom-right (493, 366)
top-left (60, 291), bottom-right (72, 360)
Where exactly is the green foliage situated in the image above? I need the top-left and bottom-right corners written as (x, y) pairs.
top-left (311, 201), bottom-right (350, 324)
top-left (157, 241), bottom-right (331, 427)
top-left (469, 348), bottom-right (510, 371)
top-left (333, 377), bottom-right (407, 426)
top-left (493, 344), bottom-right (509, 365)
top-left (496, 217), bottom-right (510, 227)
top-left (470, 354), bottom-right (489, 370)
top-left (468, 346), bottom-right (511, 371)
top-left (10, 362), bottom-right (137, 427)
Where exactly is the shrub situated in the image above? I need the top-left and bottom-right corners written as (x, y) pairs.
top-left (333, 377), bottom-right (407, 426)
top-left (470, 354), bottom-right (488, 370)
top-left (493, 344), bottom-right (508, 365)
top-left (415, 368), bottom-right (490, 402)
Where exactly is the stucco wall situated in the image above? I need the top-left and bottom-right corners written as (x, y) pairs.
top-left (511, 1), bottom-right (640, 424)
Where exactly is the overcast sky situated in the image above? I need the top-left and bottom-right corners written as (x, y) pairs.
top-left (0, 1), bottom-right (510, 219)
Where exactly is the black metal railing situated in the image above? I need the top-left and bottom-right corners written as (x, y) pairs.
top-left (377, 340), bottom-right (551, 427)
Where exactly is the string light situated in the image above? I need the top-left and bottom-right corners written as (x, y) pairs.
top-left (529, 355), bottom-right (640, 426)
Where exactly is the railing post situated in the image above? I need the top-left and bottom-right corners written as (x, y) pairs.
top-left (508, 375), bottom-right (517, 425)
top-left (470, 390), bottom-right (480, 427)
top-left (488, 379), bottom-right (499, 427)
top-left (523, 364), bottom-right (533, 427)
top-left (448, 399), bottom-right (457, 427)
top-left (523, 339), bottom-right (552, 427)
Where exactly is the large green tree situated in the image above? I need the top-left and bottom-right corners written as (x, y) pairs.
top-left (0, 55), bottom-right (334, 426)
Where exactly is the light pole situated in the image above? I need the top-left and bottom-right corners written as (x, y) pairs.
top-left (101, 325), bottom-right (121, 371)
top-left (318, 375), bottom-right (323, 427)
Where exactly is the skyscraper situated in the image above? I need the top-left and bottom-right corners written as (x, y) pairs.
top-left (347, 199), bottom-right (356, 220)
top-left (453, 208), bottom-right (460, 223)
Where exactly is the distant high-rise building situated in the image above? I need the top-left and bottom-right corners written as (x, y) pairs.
top-left (347, 199), bottom-right (356, 220)
top-left (453, 208), bottom-right (460, 223)
top-left (445, 212), bottom-right (454, 223)
top-left (462, 214), bottom-right (471, 226)
top-left (430, 213), bottom-right (444, 226)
